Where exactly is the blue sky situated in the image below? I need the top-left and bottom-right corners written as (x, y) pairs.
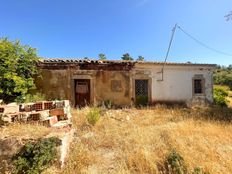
top-left (0, 0), bottom-right (231, 65)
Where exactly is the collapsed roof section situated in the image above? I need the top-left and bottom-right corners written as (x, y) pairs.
top-left (37, 58), bottom-right (216, 71)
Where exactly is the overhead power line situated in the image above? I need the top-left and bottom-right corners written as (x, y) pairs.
top-left (177, 25), bottom-right (232, 57)
top-left (160, 24), bottom-right (232, 81)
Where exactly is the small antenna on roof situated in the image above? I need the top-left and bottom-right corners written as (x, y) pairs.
top-left (160, 23), bottom-right (178, 81)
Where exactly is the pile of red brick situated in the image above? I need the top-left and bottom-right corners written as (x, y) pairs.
top-left (0, 100), bottom-right (71, 127)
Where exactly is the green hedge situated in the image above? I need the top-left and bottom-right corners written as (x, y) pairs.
top-left (13, 137), bottom-right (60, 174)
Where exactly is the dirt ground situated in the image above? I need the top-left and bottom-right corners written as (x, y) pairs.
top-left (49, 107), bottom-right (232, 174)
top-left (1, 106), bottom-right (232, 174)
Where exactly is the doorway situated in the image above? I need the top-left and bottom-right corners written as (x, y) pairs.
top-left (75, 79), bottom-right (90, 107)
top-left (135, 79), bottom-right (149, 105)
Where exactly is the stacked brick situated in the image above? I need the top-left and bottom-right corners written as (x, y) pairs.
top-left (0, 100), bottom-right (72, 127)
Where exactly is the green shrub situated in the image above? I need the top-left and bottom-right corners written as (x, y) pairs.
top-left (86, 108), bottom-right (101, 126)
top-left (192, 167), bottom-right (210, 174)
top-left (213, 65), bottom-right (232, 90)
top-left (213, 86), bottom-right (229, 107)
top-left (162, 150), bottom-right (209, 174)
top-left (101, 100), bottom-right (112, 109)
top-left (24, 92), bottom-right (46, 103)
top-left (136, 96), bottom-right (148, 106)
top-left (165, 150), bottom-right (187, 174)
top-left (13, 137), bottom-right (60, 174)
top-left (16, 92), bottom-right (46, 104)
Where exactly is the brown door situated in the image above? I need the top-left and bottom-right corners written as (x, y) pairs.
top-left (75, 79), bottom-right (90, 107)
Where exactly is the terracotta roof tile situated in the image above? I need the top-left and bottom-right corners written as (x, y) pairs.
top-left (39, 58), bottom-right (216, 67)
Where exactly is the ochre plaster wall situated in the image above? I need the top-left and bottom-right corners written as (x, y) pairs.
top-left (36, 69), bottom-right (132, 106)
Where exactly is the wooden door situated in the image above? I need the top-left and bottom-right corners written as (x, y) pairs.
top-left (75, 79), bottom-right (90, 107)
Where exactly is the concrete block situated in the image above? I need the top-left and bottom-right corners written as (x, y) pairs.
top-left (27, 113), bottom-right (40, 121)
top-left (34, 102), bottom-right (43, 111)
top-left (18, 113), bottom-right (28, 122)
top-left (1, 103), bottom-right (19, 114)
top-left (0, 100), bottom-right (72, 126)
top-left (55, 101), bottom-right (64, 108)
top-left (10, 114), bottom-right (20, 122)
top-left (42, 116), bottom-right (58, 127)
top-left (50, 108), bottom-right (65, 116)
top-left (0, 114), bottom-right (4, 125)
top-left (24, 103), bottom-right (35, 112)
top-left (0, 107), bottom-right (4, 113)
top-left (44, 101), bottom-right (54, 110)
top-left (38, 110), bottom-right (50, 121)
top-left (57, 114), bottom-right (68, 121)
top-left (19, 104), bottom-right (25, 112)
top-left (49, 116), bottom-right (58, 126)
top-left (63, 100), bottom-right (70, 107)
top-left (1, 115), bottom-right (12, 123)
top-left (64, 106), bottom-right (72, 119)
top-left (1, 113), bottom-right (20, 123)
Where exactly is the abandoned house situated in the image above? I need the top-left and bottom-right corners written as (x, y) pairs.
top-left (36, 59), bottom-right (216, 107)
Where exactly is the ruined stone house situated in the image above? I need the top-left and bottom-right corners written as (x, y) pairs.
top-left (36, 59), bottom-right (216, 107)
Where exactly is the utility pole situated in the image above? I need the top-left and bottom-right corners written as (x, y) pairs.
top-left (161, 23), bottom-right (178, 81)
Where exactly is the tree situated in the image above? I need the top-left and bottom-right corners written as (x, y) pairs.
top-left (0, 38), bottom-right (40, 103)
top-left (213, 65), bottom-right (232, 90)
top-left (228, 64), bottom-right (232, 70)
top-left (137, 56), bottom-right (145, 61)
top-left (98, 53), bottom-right (106, 60)
top-left (121, 53), bottom-right (133, 61)
top-left (225, 11), bottom-right (232, 21)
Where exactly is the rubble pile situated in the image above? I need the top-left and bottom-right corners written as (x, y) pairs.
top-left (0, 100), bottom-right (72, 127)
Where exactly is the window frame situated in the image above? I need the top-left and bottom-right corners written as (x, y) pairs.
top-left (192, 75), bottom-right (205, 96)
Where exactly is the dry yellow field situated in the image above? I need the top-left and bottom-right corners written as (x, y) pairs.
top-left (0, 123), bottom-right (51, 140)
top-left (52, 106), bottom-right (232, 174)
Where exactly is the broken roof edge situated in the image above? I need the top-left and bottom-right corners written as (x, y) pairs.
top-left (38, 58), bottom-right (217, 67)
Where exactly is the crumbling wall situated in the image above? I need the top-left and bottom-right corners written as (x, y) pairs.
top-left (36, 69), bottom-right (72, 101)
top-left (95, 71), bottom-right (131, 106)
top-left (36, 62), bottom-right (134, 107)
top-left (36, 60), bottom-right (214, 107)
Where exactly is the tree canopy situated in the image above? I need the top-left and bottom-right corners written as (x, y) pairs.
top-left (0, 38), bottom-right (40, 103)
top-left (225, 11), bottom-right (232, 21)
top-left (121, 53), bottom-right (133, 61)
top-left (137, 56), bottom-right (145, 61)
top-left (213, 65), bottom-right (232, 90)
top-left (98, 53), bottom-right (106, 60)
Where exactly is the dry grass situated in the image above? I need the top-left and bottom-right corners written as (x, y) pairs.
top-left (0, 123), bottom-right (51, 139)
top-left (54, 106), bottom-right (232, 174)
